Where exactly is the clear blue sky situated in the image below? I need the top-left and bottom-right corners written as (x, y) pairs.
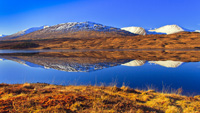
top-left (0, 0), bottom-right (200, 35)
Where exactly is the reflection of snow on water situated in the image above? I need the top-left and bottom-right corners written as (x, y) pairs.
top-left (122, 60), bottom-right (146, 67)
top-left (149, 60), bottom-right (183, 68)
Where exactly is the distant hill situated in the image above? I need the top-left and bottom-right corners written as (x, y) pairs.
top-left (121, 25), bottom-right (190, 35)
top-left (121, 27), bottom-right (146, 35)
top-left (147, 25), bottom-right (184, 34)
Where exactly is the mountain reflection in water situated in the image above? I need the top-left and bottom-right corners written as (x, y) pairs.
top-left (0, 50), bottom-right (200, 72)
top-left (0, 53), bottom-right (130, 72)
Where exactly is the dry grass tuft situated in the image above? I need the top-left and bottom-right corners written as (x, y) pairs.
top-left (0, 83), bottom-right (199, 112)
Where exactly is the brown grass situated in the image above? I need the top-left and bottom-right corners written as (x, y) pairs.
top-left (0, 32), bottom-right (200, 50)
top-left (0, 83), bottom-right (199, 113)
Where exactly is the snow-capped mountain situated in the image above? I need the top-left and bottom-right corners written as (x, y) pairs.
top-left (121, 24), bottom-right (191, 35)
top-left (148, 25), bottom-right (184, 34)
top-left (1, 21), bottom-right (134, 40)
top-left (0, 34), bottom-right (7, 38)
top-left (39, 21), bottom-right (133, 34)
top-left (149, 60), bottom-right (183, 68)
top-left (1, 25), bottom-right (49, 40)
top-left (195, 30), bottom-right (200, 32)
top-left (1, 22), bottom-right (199, 41)
top-left (121, 27), bottom-right (146, 35)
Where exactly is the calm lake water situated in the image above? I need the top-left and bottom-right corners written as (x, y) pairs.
top-left (0, 49), bottom-right (200, 95)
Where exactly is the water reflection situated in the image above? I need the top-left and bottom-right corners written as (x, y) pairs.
top-left (122, 60), bottom-right (184, 68)
top-left (0, 50), bottom-right (200, 71)
top-left (149, 60), bottom-right (183, 68)
top-left (0, 53), bottom-right (130, 72)
top-left (0, 50), bottom-right (200, 95)
top-left (122, 60), bottom-right (146, 67)
top-left (0, 56), bottom-right (186, 72)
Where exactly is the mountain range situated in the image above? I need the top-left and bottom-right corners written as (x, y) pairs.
top-left (0, 21), bottom-right (199, 41)
top-left (0, 21), bottom-right (200, 50)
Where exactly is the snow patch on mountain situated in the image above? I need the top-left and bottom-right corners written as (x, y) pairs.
top-left (148, 25), bottom-right (184, 34)
top-left (13, 25), bottom-right (49, 36)
top-left (41, 21), bottom-right (132, 34)
top-left (121, 27), bottom-right (146, 35)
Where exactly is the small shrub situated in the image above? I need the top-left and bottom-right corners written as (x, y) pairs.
top-left (11, 42), bottom-right (39, 49)
top-left (43, 47), bottom-right (51, 49)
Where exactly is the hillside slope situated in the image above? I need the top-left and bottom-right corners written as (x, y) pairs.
top-left (0, 32), bottom-right (199, 50)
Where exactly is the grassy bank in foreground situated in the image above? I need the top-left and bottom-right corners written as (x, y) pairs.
top-left (0, 83), bottom-right (199, 113)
